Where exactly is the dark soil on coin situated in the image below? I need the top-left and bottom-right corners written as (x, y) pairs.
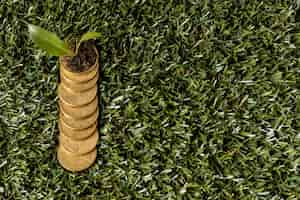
top-left (62, 40), bottom-right (97, 72)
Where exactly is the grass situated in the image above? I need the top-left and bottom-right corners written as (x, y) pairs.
top-left (0, 0), bottom-right (300, 199)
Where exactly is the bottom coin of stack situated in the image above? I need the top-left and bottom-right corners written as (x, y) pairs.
top-left (57, 146), bottom-right (97, 172)
top-left (57, 99), bottom-right (99, 172)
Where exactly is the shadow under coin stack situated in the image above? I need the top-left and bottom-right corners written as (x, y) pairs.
top-left (57, 47), bottom-right (99, 172)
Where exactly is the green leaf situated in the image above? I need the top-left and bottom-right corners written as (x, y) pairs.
top-left (76, 32), bottom-right (101, 53)
top-left (28, 24), bottom-right (74, 56)
top-left (79, 32), bottom-right (102, 44)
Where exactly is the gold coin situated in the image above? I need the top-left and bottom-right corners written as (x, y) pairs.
top-left (58, 83), bottom-right (97, 107)
top-left (59, 117), bottom-right (97, 140)
top-left (57, 145), bottom-right (97, 172)
top-left (61, 62), bottom-right (98, 83)
top-left (60, 107), bottom-right (98, 129)
top-left (59, 47), bottom-right (99, 83)
top-left (59, 95), bottom-right (98, 119)
top-left (60, 70), bottom-right (99, 92)
top-left (59, 129), bottom-right (98, 155)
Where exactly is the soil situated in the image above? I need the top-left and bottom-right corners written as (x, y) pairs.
top-left (62, 40), bottom-right (97, 72)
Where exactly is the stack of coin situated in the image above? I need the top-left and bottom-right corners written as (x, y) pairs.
top-left (57, 47), bottom-right (99, 172)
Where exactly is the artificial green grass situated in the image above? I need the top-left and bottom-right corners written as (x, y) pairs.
top-left (0, 0), bottom-right (300, 199)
